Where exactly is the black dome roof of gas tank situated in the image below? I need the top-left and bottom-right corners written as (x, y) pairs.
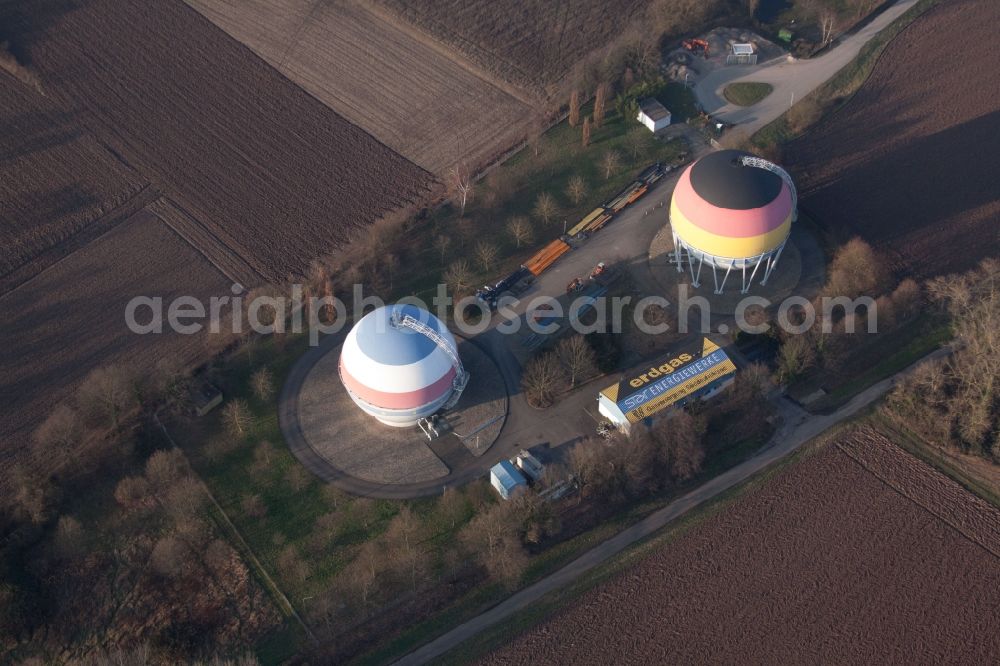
top-left (688, 150), bottom-right (783, 210)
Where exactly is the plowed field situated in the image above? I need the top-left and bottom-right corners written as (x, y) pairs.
top-left (372, 0), bottom-right (648, 95)
top-left (16, 0), bottom-right (432, 282)
top-left (0, 71), bottom-right (148, 289)
top-left (0, 207), bottom-right (230, 470)
top-left (788, 0), bottom-right (1000, 278)
top-left (185, 0), bottom-right (531, 174)
top-left (484, 429), bottom-right (1000, 664)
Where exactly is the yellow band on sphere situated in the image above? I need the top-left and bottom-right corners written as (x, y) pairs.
top-left (670, 199), bottom-right (791, 258)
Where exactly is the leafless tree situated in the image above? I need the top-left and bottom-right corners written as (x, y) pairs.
top-left (448, 162), bottom-right (474, 216)
top-left (434, 234), bottom-right (452, 266)
top-left (115, 475), bottom-right (153, 510)
top-left (277, 545), bottom-right (311, 584)
top-left (150, 535), bottom-right (191, 578)
top-left (251, 440), bottom-right (275, 475)
top-left (568, 437), bottom-right (623, 499)
top-left (506, 216), bottom-right (534, 248)
top-left (776, 334), bottom-right (816, 384)
top-left (12, 465), bottom-right (61, 524)
top-left (556, 335), bottom-right (598, 388)
top-left (624, 128), bottom-right (650, 163)
top-left (250, 368), bottom-right (274, 402)
top-left (568, 89), bottom-right (581, 127)
top-left (521, 351), bottom-right (565, 408)
top-left (460, 501), bottom-right (528, 588)
top-left (340, 539), bottom-right (385, 610)
top-left (285, 464), bottom-right (311, 492)
top-left (223, 399), bottom-right (254, 438)
top-left (818, 9), bottom-right (836, 46)
top-left (322, 484), bottom-right (350, 510)
top-left (602, 150), bottom-right (622, 180)
top-left (527, 112), bottom-right (546, 157)
top-left (77, 365), bottom-right (135, 429)
top-left (593, 82), bottom-right (609, 128)
top-left (566, 174), bottom-right (587, 206)
top-left (33, 404), bottom-right (81, 464)
top-left (649, 411), bottom-right (703, 478)
top-left (825, 237), bottom-right (889, 299)
top-left (54, 515), bottom-right (87, 559)
top-left (163, 477), bottom-right (206, 520)
top-left (533, 191), bottom-right (558, 226)
top-left (582, 115), bottom-right (592, 147)
top-left (890, 278), bottom-right (921, 321)
top-left (351, 497), bottom-right (379, 532)
top-left (443, 258), bottom-right (474, 296)
top-left (437, 486), bottom-right (467, 528)
top-left (385, 507), bottom-right (429, 589)
top-left (474, 240), bottom-right (499, 272)
top-left (145, 448), bottom-right (186, 493)
top-left (241, 493), bottom-right (267, 519)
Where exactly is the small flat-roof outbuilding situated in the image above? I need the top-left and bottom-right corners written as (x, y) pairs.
top-left (491, 460), bottom-right (527, 500)
top-left (637, 98), bottom-right (672, 133)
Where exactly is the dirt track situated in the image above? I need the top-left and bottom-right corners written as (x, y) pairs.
top-left (787, 0), bottom-right (1000, 278)
top-left (17, 0), bottom-right (433, 282)
top-left (482, 429), bottom-right (1000, 664)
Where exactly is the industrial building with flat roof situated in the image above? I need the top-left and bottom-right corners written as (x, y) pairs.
top-left (598, 339), bottom-right (736, 432)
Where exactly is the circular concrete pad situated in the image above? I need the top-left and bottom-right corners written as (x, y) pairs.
top-left (293, 336), bottom-right (507, 486)
top-left (649, 223), bottom-right (816, 316)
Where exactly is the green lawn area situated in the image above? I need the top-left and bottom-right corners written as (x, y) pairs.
top-left (723, 82), bottom-right (773, 107)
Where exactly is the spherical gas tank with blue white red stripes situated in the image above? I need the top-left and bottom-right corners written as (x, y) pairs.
top-left (338, 304), bottom-right (459, 427)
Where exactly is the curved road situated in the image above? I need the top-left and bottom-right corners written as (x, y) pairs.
top-left (694, 0), bottom-right (919, 133)
top-left (394, 345), bottom-right (951, 665)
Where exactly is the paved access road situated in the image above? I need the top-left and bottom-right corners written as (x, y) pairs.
top-left (694, 0), bottom-right (919, 134)
top-left (393, 345), bottom-right (951, 665)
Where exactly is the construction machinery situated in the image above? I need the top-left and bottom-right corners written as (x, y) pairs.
top-left (682, 38), bottom-right (710, 58)
top-left (476, 266), bottom-right (532, 309)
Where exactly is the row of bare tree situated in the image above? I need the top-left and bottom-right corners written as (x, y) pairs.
top-left (884, 259), bottom-right (1000, 460)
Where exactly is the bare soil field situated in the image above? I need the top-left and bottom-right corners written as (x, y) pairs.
top-left (185, 0), bottom-right (532, 174)
top-left (787, 0), bottom-right (1000, 279)
top-left (0, 207), bottom-right (230, 470)
top-left (14, 0), bottom-right (432, 283)
top-left (483, 428), bottom-right (1000, 664)
top-left (371, 0), bottom-right (648, 96)
top-left (0, 71), bottom-right (148, 288)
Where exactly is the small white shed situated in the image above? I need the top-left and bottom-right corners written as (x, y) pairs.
top-left (637, 98), bottom-right (671, 133)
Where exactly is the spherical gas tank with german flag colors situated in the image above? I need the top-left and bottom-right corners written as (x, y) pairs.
top-left (670, 149), bottom-right (793, 263)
